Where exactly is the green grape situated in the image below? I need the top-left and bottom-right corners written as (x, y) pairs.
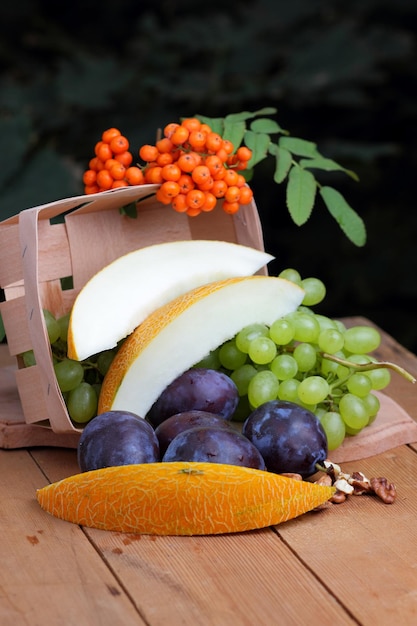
top-left (96, 349), bottom-right (116, 377)
top-left (269, 317), bottom-right (295, 345)
top-left (315, 314), bottom-right (337, 331)
top-left (321, 350), bottom-right (346, 377)
top-left (57, 313), bottom-right (70, 342)
top-left (334, 319), bottom-right (346, 333)
top-left (194, 348), bottom-right (221, 370)
top-left (43, 309), bottom-right (60, 345)
top-left (236, 323), bottom-right (269, 353)
top-left (362, 392), bottom-right (380, 424)
top-left (219, 340), bottom-right (247, 370)
top-left (301, 277), bottom-right (326, 306)
top-left (278, 268), bottom-right (302, 285)
top-left (346, 372), bottom-right (372, 397)
top-left (319, 411), bottom-right (346, 450)
top-left (339, 393), bottom-right (369, 430)
top-left (343, 325), bottom-right (381, 354)
top-left (22, 350), bottom-right (36, 367)
top-left (277, 378), bottom-right (300, 402)
top-left (230, 364), bottom-right (258, 396)
top-left (247, 370), bottom-right (279, 408)
top-left (67, 382), bottom-right (98, 424)
top-left (293, 343), bottom-right (317, 372)
top-left (364, 364), bottom-right (391, 391)
top-left (54, 359), bottom-right (84, 392)
top-left (335, 353), bottom-right (369, 379)
top-left (270, 354), bottom-right (298, 380)
top-left (318, 328), bottom-right (344, 354)
top-left (292, 311), bottom-right (320, 343)
top-left (248, 336), bottom-right (277, 365)
top-left (297, 376), bottom-right (330, 405)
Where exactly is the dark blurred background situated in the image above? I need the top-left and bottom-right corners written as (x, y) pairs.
top-left (1, 0), bottom-right (416, 351)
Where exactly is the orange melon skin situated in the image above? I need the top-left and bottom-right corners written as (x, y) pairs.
top-left (36, 462), bottom-right (335, 536)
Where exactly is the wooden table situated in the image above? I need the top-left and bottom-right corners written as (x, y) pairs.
top-left (1, 319), bottom-right (417, 626)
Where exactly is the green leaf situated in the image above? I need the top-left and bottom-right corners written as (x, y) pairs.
top-left (0, 313), bottom-right (5, 343)
top-left (273, 146), bottom-right (293, 184)
top-left (250, 118), bottom-right (286, 134)
top-left (224, 107), bottom-right (277, 123)
top-left (243, 130), bottom-right (270, 167)
top-left (286, 166), bottom-right (317, 225)
top-left (299, 157), bottom-right (359, 181)
top-left (320, 186), bottom-right (366, 246)
top-left (279, 136), bottom-right (320, 158)
top-left (222, 120), bottom-right (246, 149)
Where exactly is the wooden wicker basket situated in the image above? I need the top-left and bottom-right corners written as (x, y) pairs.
top-left (0, 184), bottom-right (267, 447)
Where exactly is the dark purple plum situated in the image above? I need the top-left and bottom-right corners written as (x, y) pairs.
top-left (154, 410), bottom-right (236, 455)
top-left (242, 400), bottom-right (327, 478)
top-left (162, 426), bottom-right (266, 470)
top-left (146, 368), bottom-right (239, 427)
top-left (77, 410), bottom-right (159, 472)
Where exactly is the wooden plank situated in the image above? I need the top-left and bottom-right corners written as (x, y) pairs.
top-left (278, 445), bottom-right (417, 625)
top-left (0, 448), bottom-right (145, 626)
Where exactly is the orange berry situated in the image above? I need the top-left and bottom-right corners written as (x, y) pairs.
top-left (188, 130), bottom-right (206, 151)
top-left (156, 187), bottom-right (173, 205)
top-left (104, 158), bottom-right (119, 170)
top-left (171, 193), bottom-right (188, 213)
top-left (181, 117), bottom-right (201, 132)
top-left (110, 162), bottom-right (126, 181)
top-left (226, 154), bottom-right (239, 167)
top-left (223, 168), bottom-right (239, 187)
top-left (221, 139), bottom-right (234, 155)
top-left (199, 123), bottom-right (212, 135)
top-left (161, 163), bottom-right (181, 181)
top-left (236, 174), bottom-right (247, 187)
top-left (82, 169), bottom-right (97, 186)
top-left (238, 186), bottom-right (254, 204)
top-left (211, 179), bottom-right (228, 198)
top-left (115, 151), bottom-right (133, 167)
top-left (102, 128), bottom-right (121, 144)
top-left (186, 189), bottom-right (205, 209)
top-left (110, 135), bottom-right (129, 154)
top-left (157, 152), bottom-right (174, 166)
top-left (84, 184), bottom-right (100, 194)
top-left (215, 147), bottom-right (229, 163)
top-left (236, 146), bottom-right (253, 162)
top-left (160, 180), bottom-right (180, 198)
top-left (170, 126), bottom-right (190, 146)
top-left (225, 185), bottom-right (241, 203)
top-left (198, 176), bottom-right (214, 191)
top-left (201, 192), bottom-right (217, 212)
top-left (189, 151), bottom-right (202, 167)
top-left (156, 137), bottom-right (174, 153)
top-left (139, 144), bottom-right (159, 162)
top-left (111, 179), bottom-right (129, 189)
top-left (204, 155), bottom-right (223, 176)
top-left (94, 140), bottom-right (105, 156)
top-left (222, 200), bottom-right (240, 214)
top-left (186, 207), bottom-right (202, 217)
top-left (89, 156), bottom-right (104, 171)
top-left (235, 160), bottom-right (248, 170)
top-left (177, 152), bottom-right (198, 173)
top-left (144, 165), bottom-right (164, 184)
top-left (164, 122), bottom-right (180, 139)
top-left (125, 166), bottom-right (144, 186)
top-left (191, 164), bottom-right (211, 185)
top-left (97, 142), bottom-right (113, 162)
top-left (96, 169), bottom-right (114, 190)
top-left (178, 174), bottom-right (195, 194)
top-left (205, 132), bottom-right (223, 153)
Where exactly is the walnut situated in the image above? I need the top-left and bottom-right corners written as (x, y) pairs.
top-left (349, 471), bottom-right (373, 496)
top-left (280, 472), bottom-right (303, 481)
top-left (329, 490), bottom-right (347, 504)
top-left (370, 477), bottom-right (397, 504)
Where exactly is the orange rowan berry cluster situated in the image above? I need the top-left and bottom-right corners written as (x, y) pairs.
top-left (141, 118), bottom-right (254, 216)
top-left (82, 119), bottom-right (254, 217)
top-left (82, 128), bottom-right (144, 194)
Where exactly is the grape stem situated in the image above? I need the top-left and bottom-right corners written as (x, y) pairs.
top-left (321, 352), bottom-right (416, 384)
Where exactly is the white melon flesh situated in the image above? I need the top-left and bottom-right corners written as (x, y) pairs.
top-left (67, 240), bottom-right (273, 361)
top-left (100, 276), bottom-right (304, 418)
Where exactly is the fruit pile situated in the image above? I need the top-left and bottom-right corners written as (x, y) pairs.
top-left (82, 119), bottom-right (254, 216)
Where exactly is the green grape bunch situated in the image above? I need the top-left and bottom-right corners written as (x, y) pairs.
top-left (196, 268), bottom-right (415, 451)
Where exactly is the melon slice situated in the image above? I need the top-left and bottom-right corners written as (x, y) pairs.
top-left (98, 276), bottom-right (304, 418)
top-left (67, 240), bottom-right (273, 361)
